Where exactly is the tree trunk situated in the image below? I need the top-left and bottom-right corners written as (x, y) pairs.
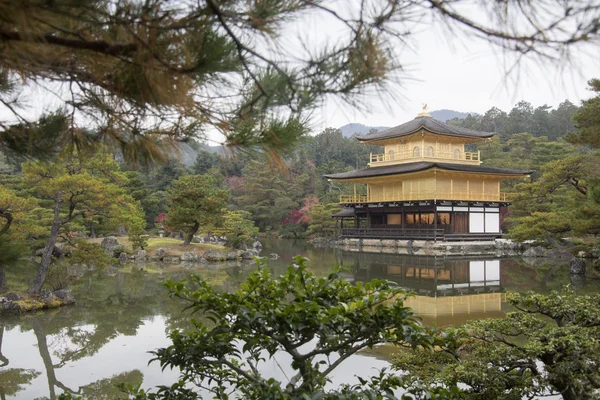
top-left (29, 195), bottom-right (62, 294)
top-left (183, 221), bottom-right (200, 245)
top-left (90, 219), bottom-right (96, 239)
top-left (0, 267), bottom-right (6, 293)
top-left (0, 326), bottom-right (8, 367)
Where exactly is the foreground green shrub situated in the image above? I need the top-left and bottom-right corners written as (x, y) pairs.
top-left (125, 257), bottom-right (438, 399)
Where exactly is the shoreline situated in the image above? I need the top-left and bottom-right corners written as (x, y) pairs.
top-left (319, 238), bottom-right (557, 258)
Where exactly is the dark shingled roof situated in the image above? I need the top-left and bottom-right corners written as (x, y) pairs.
top-left (324, 162), bottom-right (532, 180)
top-left (331, 208), bottom-right (355, 218)
top-left (356, 116), bottom-right (494, 142)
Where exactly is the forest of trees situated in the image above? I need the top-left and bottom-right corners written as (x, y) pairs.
top-left (1, 92), bottom-right (596, 248)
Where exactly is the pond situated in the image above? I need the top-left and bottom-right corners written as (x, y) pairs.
top-left (1, 239), bottom-right (598, 399)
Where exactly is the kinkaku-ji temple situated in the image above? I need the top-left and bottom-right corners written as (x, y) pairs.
top-left (325, 107), bottom-right (531, 241)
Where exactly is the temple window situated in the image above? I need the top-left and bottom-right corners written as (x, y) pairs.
top-left (426, 146), bottom-right (434, 157)
top-left (413, 146), bottom-right (421, 157)
top-left (388, 149), bottom-right (395, 160)
top-left (437, 213), bottom-right (451, 224)
top-left (453, 149), bottom-right (460, 159)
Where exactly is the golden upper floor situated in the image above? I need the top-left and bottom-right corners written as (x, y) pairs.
top-left (356, 114), bottom-right (493, 167)
top-left (368, 133), bottom-right (481, 167)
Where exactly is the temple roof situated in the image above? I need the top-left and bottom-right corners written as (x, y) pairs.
top-left (356, 116), bottom-right (494, 142)
top-left (331, 208), bottom-right (355, 218)
top-left (324, 162), bottom-right (532, 180)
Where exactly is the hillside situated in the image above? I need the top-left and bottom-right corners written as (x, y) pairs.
top-left (338, 110), bottom-right (477, 137)
top-left (430, 109), bottom-right (477, 121)
top-left (338, 123), bottom-right (389, 137)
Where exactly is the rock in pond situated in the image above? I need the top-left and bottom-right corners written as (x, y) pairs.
top-left (155, 248), bottom-right (166, 260)
top-left (253, 240), bottom-right (262, 249)
top-left (180, 252), bottom-right (200, 262)
top-left (5, 292), bottom-right (22, 301)
top-left (522, 246), bottom-right (546, 258)
top-left (242, 250), bottom-right (259, 259)
top-left (101, 236), bottom-right (125, 257)
top-left (570, 257), bottom-right (586, 275)
top-left (53, 289), bottom-right (76, 304)
top-left (136, 250), bottom-right (147, 261)
top-left (203, 250), bottom-right (226, 262)
top-left (118, 252), bottom-right (128, 264)
top-left (269, 253), bottom-right (280, 260)
top-left (226, 251), bottom-right (244, 260)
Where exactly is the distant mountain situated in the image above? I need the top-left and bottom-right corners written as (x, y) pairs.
top-left (338, 123), bottom-right (390, 138)
top-left (430, 109), bottom-right (478, 122)
top-left (337, 109), bottom-right (478, 137)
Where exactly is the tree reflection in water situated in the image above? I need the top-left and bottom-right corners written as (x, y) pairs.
top-left (0, 325), bottom-right (41, 399)
top-left (1, 241), bottom-right (596, 399)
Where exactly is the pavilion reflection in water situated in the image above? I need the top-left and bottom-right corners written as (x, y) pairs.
top-left (338, 252), bottom-right (507, 326)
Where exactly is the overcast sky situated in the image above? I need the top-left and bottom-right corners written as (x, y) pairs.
top-left (310, 18), bottom-right (597, 135)
top-left (1, 2), bottom-right (597, 144)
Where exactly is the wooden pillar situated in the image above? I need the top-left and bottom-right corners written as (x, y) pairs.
top-left (434, 170), bottom-right (437, 201)
top-left (402, 208), bottom-right (406, 232)
top-left (434, 204), bottom-right (438, 242)
top-left (498, 181), bottom-right (501, 201)
top-left (467, 179), bottom-right (470, 201)
top-left (482, 180), bottom-right (485, 201)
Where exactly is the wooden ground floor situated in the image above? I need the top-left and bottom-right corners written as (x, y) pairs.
top-left (333, 200), bottom-right (508, 241)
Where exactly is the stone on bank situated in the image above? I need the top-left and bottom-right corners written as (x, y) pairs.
top-left (0, 290), bottom-right (76, 315)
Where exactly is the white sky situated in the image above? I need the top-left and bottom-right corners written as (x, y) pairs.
top-left (1, 2), bottom-right (597, 144)
top-left (310, 16), bottom-right (597, 135)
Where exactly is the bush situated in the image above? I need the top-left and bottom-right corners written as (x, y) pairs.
top-left (44, 262), bottom-right (77, 291)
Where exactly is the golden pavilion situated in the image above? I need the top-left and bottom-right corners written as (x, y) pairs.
top-left (325, 108), bottom-right (531, 240)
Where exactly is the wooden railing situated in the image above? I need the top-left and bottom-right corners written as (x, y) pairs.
top-left (369, 150), bottom-right (480, 166)
top-left (342, 227), bottom-right (445, 240)
top-left (340, 192), bottom-right (511, 204)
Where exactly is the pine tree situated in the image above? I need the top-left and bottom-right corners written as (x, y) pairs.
top-left (22, 149), bottom-right (144, 293)
top-left (166, 175), bottom-right (228, 245)
top-left (1, 1), bottom-right (597, 162)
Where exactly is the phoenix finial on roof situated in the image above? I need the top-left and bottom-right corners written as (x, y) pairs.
top-left (417, 103), bottom-right (431, 117)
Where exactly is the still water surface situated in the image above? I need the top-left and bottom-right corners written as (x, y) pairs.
top-left (1, 239), bottom-right (597, 399)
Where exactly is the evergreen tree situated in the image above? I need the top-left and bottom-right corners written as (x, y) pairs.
top-left (166, 174), bottom-right (228, 245)
top-left (22, 150), bottom-right (144, 293)
top-left (531, 104), bottom-right (552, 137)
top-left (192, 150), bottom-right (222, 175)
top-left (568, 79), bottom-right (600, 148)
top-left (307, 203), bottom-right (340, 238)
top-left (506, 100), bottom-right (534, 135)
top-left (550, 100), bottom-right (579, 140)
top-left (213, 210), bottom-right (259, 249)
top-left (0, 186), bottom-right (36, 291)
top-left (233, 160), bottom-right (298, 232)
top-left (480, 106), bottom-right (509, 133)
